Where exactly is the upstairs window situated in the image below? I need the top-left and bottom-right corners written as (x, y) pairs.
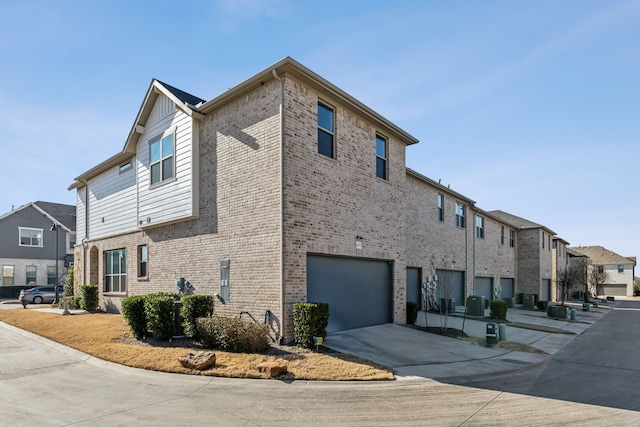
top-left (501, 226), bottom-right (505, 245)
top-left (376, 134), bottom-right (388, 180)
top-left (19, 227), bottom-right (43, 247)
top-left (509, 230), bottom-right (515, 247)
top-left (150, 132), bottom-right (175, 185)
top-left (437, 194), bottom-right (444, 222)
top-left (597, 265), bottom-right (604, 274)
top-left (455, 202), bottom-right (465, 228)
top-left (476, 216), bottom-right (484, 238)
top-left (317, 102), bottom-right (334, 158)
top-left (618, 264), bottom-right (624, 273)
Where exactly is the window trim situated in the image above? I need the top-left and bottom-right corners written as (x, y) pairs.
top-left (317, 101), bottom-right (335, 158)
top-left (137, 244), bottom-right (148, 279)
top-left (475, 215), bottom-right (484, 238)
top-left (119, 161), bottom-right (132, 174)
top-left (26, 265), bottom-right (37, 285)
top-left (104, 248), bottom-right (127, 294)
top-left (149, 127), bottom-right (176, 187)
top-left (375, 133), bottom-right (388, 180)
top-left (47, 265), bottom-right (57, 285)
top-left (437, 193), bottom-right (444, 222)
top-left (455, 202), bottom-right (465, 228)
top-left (509, 229), bottom-right (515, 247)
top-left (618, 264), bottom-right (624, 273)
top-left (500, 226), bottom-right (505, 245)
top-left (19, 227), bottom-right (43, 247)
top-left (3, 265), bottom-right (14, 285)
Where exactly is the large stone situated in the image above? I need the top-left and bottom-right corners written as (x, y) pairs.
top-left (257, 361), bottom-right (288, 377)
top-left (178, 351), bottom-right (216, 370)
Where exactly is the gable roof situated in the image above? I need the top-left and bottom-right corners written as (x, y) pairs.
top-left (488, 210), bottom-right (556, 235)
top-left (69, 79), bottom-right (206, 190)
top-left (69, 57), bottom-right (419, 191)
top-left (0, 201), bottom-right (76, 232)
top-left (569, 245), bottom-right (636, 266)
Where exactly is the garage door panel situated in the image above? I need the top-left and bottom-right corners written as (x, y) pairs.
top-left (475, 277), bottom-right (493, 301)
top-left (307, 255), bottom-right (392, 332)
top-left (603, 284), bottom-right (627, 296)
top-left (500, 278), bottom-right (514, 299)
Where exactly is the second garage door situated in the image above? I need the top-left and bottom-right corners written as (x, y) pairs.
top-left (307, 255), bottom-right (393, 332)
top-left (602, 284), bottom-right (627, 297)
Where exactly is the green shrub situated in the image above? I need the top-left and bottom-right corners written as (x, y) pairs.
top-left (144, 294), bottom-right (175, 341)
top-left (406, 301), bottom-right (418, 325)
top-left (121, 295), bottom-right (148, 339)
top-left (489, 300), bottom-right (508, 320)
top-left (292, 302), bottom-right (330, 349)
top-left (196, 316), bottom-right (270, 353)
top-left (516, 293), bottom-right (524, 304)
top-left (80, 284), bottom-right (99, 312)
top-left (536, 300), bottom-right (549, 311)
top-left (63, 265), bottom-right (74, 297)
top-left (71, 296), bottom-right (83, 310)
top-left (180, 294), bottom-right (215, 338)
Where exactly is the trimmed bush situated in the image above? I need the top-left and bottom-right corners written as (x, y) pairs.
top-left (292, 302), bottom-right (330, 349)
top-left (63, 265), bottom-right (74, 297)
top-left (81, 284), bottom-right (99, 312)
top-left (196, 316), bottom-right (270, 353)
top-left (121, 295), bottom-right (148, 339)
top-left (406, 301), bottom-right (418, 325)
top-left (144, 294), bottom-right (175, 340)
top-left (489, 300), bottom-right (508, 320)
top-left (536, 300), bottom-right (549, 311)
top-left (180, 294), bottom-right (215, 338)
top-left (71, 296), bottom-right (83, 310)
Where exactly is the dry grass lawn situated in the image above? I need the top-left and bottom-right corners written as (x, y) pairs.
top-left (0, 308), bottom-right (394, 381)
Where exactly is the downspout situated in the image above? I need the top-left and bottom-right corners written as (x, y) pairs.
top-left (84, 185), bottom-right (89, 285)
top-left (272, 68), bottom-right (285, 344)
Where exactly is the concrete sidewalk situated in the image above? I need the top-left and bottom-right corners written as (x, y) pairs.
top-left (324, 300), bottom-right (615, 380)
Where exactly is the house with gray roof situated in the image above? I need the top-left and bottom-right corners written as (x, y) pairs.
top-left (0, 201), bottom-right (76, 289)
top-left (569, 245), bottom-right (637, 297)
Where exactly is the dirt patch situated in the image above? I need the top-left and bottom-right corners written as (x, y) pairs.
top-left (463, 336), bottom-right (548, 354)
top-left (405, 324), bottom-right (469, 339)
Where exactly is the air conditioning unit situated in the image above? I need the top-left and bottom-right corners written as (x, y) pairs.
top-left (466, 295), bottom-right (485, 317)
top-left (523, 294), bottom-right (535, 309)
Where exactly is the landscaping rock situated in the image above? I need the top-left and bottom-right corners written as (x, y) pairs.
top-left (178, 351), bottom-right (216, 370)
top-left (257, 361), bottom-right (288, 377)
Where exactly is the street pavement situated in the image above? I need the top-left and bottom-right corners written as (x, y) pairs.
top-left (1, 299), bottom-right (638, 426)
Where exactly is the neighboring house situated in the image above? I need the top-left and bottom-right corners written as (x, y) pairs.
top-left (405, 169), bottom-right (517, 307)
top-left (552, 237), bottom-right (570, 301)
top-left (569, 246), bottom-right (637, 297)
top-left (488, 210), bottom-right (555, 301)
top-left (0, 201), bottom-right (76, 288)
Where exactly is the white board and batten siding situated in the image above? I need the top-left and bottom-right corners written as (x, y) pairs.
top-left (136, 94), bottom-right (198, 228)
top-left (85, 161), bottom-right (138, 239)
top-left (77, 93), bottom-right (198, 240)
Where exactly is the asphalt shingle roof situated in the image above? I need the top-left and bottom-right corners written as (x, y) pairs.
top-left (34, 201), bottom-right (76, 231)
top-left (155, 80), bottom-right (206, 107)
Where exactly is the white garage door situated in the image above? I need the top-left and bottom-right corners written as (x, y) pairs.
top-left (602, 284), bottom-right (627, 297)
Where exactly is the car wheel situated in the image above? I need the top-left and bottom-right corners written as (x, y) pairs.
top-left (33, 296), bottom-right (43, 304)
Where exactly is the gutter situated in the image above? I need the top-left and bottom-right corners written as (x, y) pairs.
top-left (273, 68), bottom-right (285, 344)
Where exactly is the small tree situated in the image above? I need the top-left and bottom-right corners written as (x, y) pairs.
top-left (63, 265), bottom-right (74, 297)
top-left (586, 259), bottom-right (610, 300)
top-left (431, 256), bottom-right (457, 332)
top-left (557, 265), bottom-right (580, 305)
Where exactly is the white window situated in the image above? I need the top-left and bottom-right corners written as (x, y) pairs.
top-left (376, 134), bottom-right (388, 180)
top-left (105, 249), bottom-right (126, 293)
top-left (476, 216), bottom-right (484, 238)
top-left (3, 265), bottom-right (14, 285)
top-left (26, 266), bottom-right (36, 285)
top-left (19, 227), bottom-right (43, 247)
top-left (437, 194), bottom-right (444, 222)
top-left (317, 102), bottom-right (335, 158)
top-left (150, 131), bottom-right (175, 185)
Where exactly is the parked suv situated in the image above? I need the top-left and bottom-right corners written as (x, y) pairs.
top-left (19, 286), bottom-right (62, 304)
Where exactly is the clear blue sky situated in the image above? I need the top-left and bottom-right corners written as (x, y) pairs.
top-left (1, 1), bottom-right (638, 260)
